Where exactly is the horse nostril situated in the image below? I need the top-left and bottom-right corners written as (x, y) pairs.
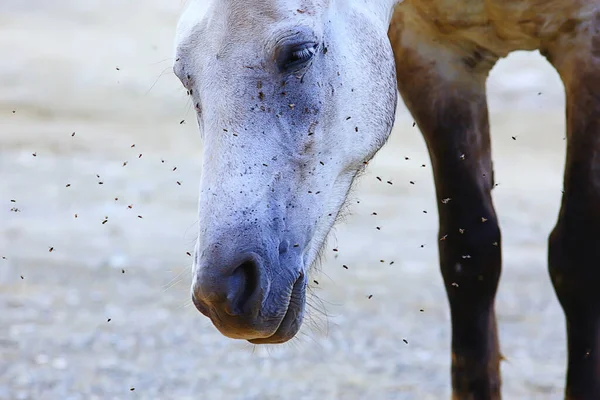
top-left (192, 251), bottom-right (264, 321)
top-left (225, 258), bottom-right (261, 316)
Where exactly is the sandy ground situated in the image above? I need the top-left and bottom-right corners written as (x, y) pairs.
top-left (0, 1), bottom-right (572, 399)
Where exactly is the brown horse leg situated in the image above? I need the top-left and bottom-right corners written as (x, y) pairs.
top-left (389, 20), bottom-right (501, 399)
top-left (545, 25), bottom-right (600, 400)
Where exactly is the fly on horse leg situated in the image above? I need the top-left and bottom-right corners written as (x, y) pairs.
top-left (545, 15), bottom-right (600, 399)
top-left (389, 18), bottom-right (502, 400)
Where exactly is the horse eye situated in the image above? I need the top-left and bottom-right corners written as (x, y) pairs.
top-left (277, 43), bottom-right (319, 72)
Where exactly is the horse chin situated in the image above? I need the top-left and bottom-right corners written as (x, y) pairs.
top-left (248, 273), bottom-right (306, 344)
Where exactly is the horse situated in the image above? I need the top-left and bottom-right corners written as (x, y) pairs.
top-left (173, 0), bottom-right (600, 398)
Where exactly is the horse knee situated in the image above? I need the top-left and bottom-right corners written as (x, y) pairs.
top-left (440, 214), bottom-right (502, 296)
top-left (462, 216), bottom-right (501, 257)
top-left (548, 208), bottom-right (600, 312)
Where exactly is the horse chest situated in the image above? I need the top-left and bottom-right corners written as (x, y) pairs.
top-left (399, 0), bottom-right (596, 56)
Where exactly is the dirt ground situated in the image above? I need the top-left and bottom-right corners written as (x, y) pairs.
top-left (0, 1), bottom-right (572, 399)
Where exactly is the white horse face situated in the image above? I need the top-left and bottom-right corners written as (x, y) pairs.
top-left (174, 0), bottom-right (397, 344)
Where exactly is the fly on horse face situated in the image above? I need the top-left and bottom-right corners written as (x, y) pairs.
top-left (173, 0), bottom-right (600, 398)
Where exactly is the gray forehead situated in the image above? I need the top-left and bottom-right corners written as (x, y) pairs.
top-left (175, 0), bottom-right (324, 50)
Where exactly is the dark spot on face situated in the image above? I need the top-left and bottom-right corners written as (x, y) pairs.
top-left (303, 140), bottom-right (314, 154)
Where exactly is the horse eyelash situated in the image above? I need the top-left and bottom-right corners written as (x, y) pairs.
top-left (293, 46), bottom-right (317, 60)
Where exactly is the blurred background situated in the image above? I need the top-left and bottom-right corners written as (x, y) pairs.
top-left (0, 1), bottom-right (570, 399)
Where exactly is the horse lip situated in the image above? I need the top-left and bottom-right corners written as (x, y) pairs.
top-left (248, 273), bottom-right (306, 344)
top-left (191, 292), bottom-right (211, 318)
top-left (192, 270), bottom-right (306, 343)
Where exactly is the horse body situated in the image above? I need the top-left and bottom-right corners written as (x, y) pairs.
top-left (174, 0), bottom-right (600, 398)
top-left (398, 0), bottom-right (592, 55)
top-left (390, 2), bottom-right (600, 398)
